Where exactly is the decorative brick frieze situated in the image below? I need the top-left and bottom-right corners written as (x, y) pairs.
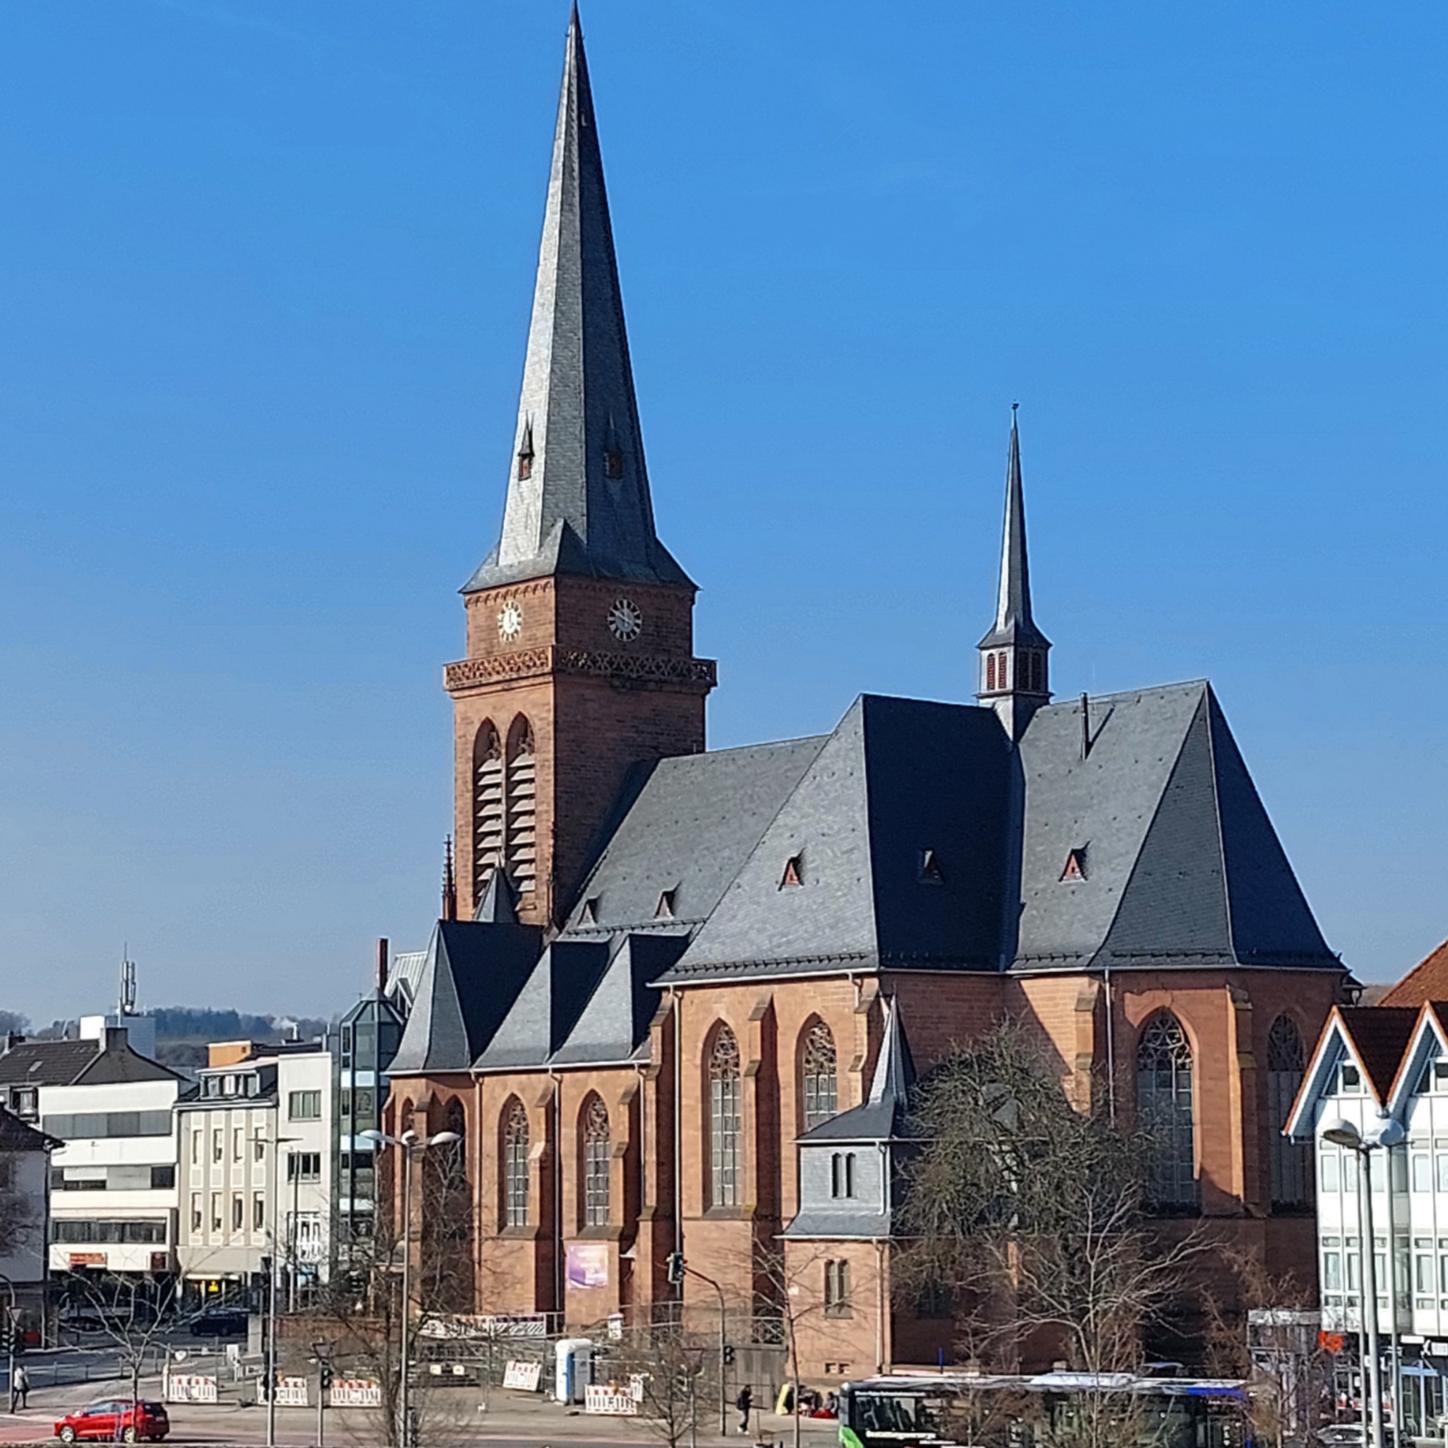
top-left (444, 646), bottom-right (716, 695)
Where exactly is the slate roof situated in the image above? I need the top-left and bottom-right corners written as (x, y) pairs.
top-left (0, 1040), bottom-right (102, 1086)
top-left (656, 696), bottom-right (1012, 983)
top-left (550, 934), bottom-right (687, 1067)
top-left (800, 997), bottom-right (917, 1144)
top-left (75, 1047), bottom-right (181, 1086)
top-left (1013, 680), bottom-right (1336, 973)
top-left (560, 737), bottom-right (827, 939)
top-left (473, 940), bottom-right (613, 1071)
top-left (1379, 938), bottom-right (1448, 1008)
top-left (389, 920), bottom-right (544, 1075)
top-left (463, 8), bottom-right (690, 594)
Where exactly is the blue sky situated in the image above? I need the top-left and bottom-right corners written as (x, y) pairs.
top-left (3, 1), bottom-right (1445, 1023)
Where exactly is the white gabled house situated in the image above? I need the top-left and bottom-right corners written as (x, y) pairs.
top-left (1286, 999), bottom-right (1448, 1434)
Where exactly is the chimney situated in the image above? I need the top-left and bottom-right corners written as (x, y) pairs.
top-left (100, 1024), bottom-right (129, 1053)
top-left (3, 1032), bottom-right (23, 1053)
top-left (375, 937), bottom-right (389, 997)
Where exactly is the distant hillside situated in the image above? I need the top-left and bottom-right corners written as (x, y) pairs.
top-left (11, 1005), bottom-right (331, 1069)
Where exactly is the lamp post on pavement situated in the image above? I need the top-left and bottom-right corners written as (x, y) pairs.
top-left (264, 1135), bottom-right (301, 1448)
top-left (358, 1127), bottom-right (461, 1448)
top-left (1322, 1116), bottom-right (1407, 1448)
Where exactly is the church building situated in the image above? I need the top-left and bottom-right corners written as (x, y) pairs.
top-left (385, 9), bottom-right (1348, 1378)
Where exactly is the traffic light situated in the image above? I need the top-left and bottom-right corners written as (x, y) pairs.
top-left (0, 1318), bottom-right (13, 1355)
top-left (666, 1251), bottom-right (685, 1286)
top-left (319, 1366), bottom-right (334, 1391)
top-left (723, 1345), bottom-right (735, 1368)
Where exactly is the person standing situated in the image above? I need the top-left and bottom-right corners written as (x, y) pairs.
top-left (736, 1384), bottom-right (753, 1435)
top-left (11, 1364), bottom-right (29, 1411)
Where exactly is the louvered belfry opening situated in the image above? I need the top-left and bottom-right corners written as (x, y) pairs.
top-left (473, 722), bottom-right (504, 902)
top-left (505, 716), bottom-right (538, 895)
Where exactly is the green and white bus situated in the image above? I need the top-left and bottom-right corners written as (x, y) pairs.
top-left (838, 1371), bottom-right (1253, 1448)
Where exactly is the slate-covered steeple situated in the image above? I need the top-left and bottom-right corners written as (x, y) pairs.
top-left (978, 405), bottom-right (1051, 738)
top-left (464, 6), bottom-right (691, 592)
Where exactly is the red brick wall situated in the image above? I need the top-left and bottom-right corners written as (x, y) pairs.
top-left (448, 575), bottom-right (708, 925)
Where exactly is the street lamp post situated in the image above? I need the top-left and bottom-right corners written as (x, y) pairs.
top-left (264, 1134), bottom-right (301, 1448)
top-left (1323, 1116), bottom-right (1407, 1448)
top-left (358, 1127), bottom-right (460, 1448)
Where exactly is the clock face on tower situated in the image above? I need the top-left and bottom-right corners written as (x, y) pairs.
top-left (608, 598), bottom-right (643, 642)
top-left (497, 601), bottom-right (523, 642)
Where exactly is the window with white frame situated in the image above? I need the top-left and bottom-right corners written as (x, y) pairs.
top-left (1321, 1152), bottom-right (1340, 1191)
top-left (1413, 1151), bottom-right (1431, 1192)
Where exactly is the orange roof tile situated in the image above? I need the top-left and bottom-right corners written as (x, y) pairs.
top-left (1380, 938), bottom-right (1448, 1008)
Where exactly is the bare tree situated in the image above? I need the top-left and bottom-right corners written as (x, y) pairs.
top-left (305, 1139), bottom-right (477, 1447)
top-left (737, 1239), bottom-right (878, 1448)
top-left (895, 1022), bottom-right (1203, 1448)
top-left (614, 1326), bottom-right (715, 1448)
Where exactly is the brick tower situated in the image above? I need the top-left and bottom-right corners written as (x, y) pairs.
top-left (445, 8), bottom-right (714, 928)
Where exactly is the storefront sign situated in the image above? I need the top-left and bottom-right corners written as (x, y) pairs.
top-left (68, 1252), bottom-right (105, 1268)
top-left (566, 1242), bottom-right (608, 1289)
top-left (503, 1360), bottom-right (542, 1392)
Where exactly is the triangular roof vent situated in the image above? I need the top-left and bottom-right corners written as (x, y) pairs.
top-left (655, 889), bottom-right (676, 920)
top-left (780, 854), bottom-right (804, 890)
top-left (918, 848), bottom-right (944, 885)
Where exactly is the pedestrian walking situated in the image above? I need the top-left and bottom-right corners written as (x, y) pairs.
top-left (736, 1384), bottom-right (753, 1435)
top-left (10, 1364), bottom-right (29, 1412)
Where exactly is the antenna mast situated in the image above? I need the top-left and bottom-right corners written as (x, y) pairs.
top-left (119, 947), bottom-right (138, 1017)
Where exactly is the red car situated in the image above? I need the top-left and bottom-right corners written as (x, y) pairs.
top-left (54, 1399), bottom-right (169, 1442)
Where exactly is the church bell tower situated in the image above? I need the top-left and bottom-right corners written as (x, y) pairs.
top-left (444, 8), bottom-right (715, 927)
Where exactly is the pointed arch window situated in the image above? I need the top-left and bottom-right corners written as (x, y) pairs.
top-left (985, 653), bottom-right (997, 691)
top-left (501, 1098), bottom-right (530, 1229)
top-left (707, 1026), bottom-right (742, 1208)
top-left (1268, 1015), bottom-right (1310, 1210)
top-left (1136, 1012), bottom-right (1198, 1211)
top-left (581, 1095), bottom-right (610, 1228)
top-left (800, 1020), bottom-right (838, 1133)
top-left (473, 722), bottom-right (504, 903)
top-left (506, 717), bottom-right (537, 896)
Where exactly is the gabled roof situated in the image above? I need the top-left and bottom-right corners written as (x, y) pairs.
top-left (550, 933), bottom-right (685, 1067)
top-left (1379, 938), bottom-right (1448, 1008)
top-left (1013, 682), bottom-right (1338, 974)
top-left (560, 737), bottom-right (827, 939)
top-left (74, 1046), bottom-right (182, 1086)
top-left (0, 1039), bottom-right (101, 1086)
top-left (463, 7), bottom-right (690, 594)
top-left (657, 695), bottom-right (1011, 983)
top-left (389, 920), bottom-right (544, 1076)
top-left (1337, 1006), bottom-right (1419, 1098)
top-left (473, 939), bottom-right (613, 1072)
top-left (1285, 1003), bottom-right (1418, 1138)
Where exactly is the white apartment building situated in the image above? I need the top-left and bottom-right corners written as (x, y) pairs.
top-left (1287, 1000), bottom-right (1448, 1436)
top-left (0, 1028), bottom-right (181, 1283)
top-left (174, 1040), bottom-right (333, 1307)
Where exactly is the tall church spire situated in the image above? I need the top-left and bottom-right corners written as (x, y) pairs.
top-left (978, 405), bottom-right (1051, 737)
top-left (465, 6), bottom-right (691, 592)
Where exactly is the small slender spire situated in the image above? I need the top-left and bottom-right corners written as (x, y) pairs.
top-left (978, 406), bottom-right (1051, 737)
top-left (868, 997), bottom-right (916, 1106)
top-left (441, 836), bottom-right (458, 922)
top-left (464, 5), bottom-right (691, 593)
top-left (980, 404), bottom-right (1049, 652)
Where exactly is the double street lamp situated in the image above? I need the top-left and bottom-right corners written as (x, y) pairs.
top-left (358, 1126), bottom-right (460, 1448)
top-left (1321, 1115), bottom-right (1406, 1448)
